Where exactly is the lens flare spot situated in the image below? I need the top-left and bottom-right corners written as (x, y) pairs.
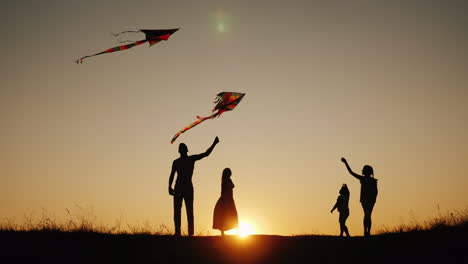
top-left (212, 9), bottom-right (230, 33)
top-left (217, 23), bottom-right (225, 33)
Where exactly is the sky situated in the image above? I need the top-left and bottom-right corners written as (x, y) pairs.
top-left (1, 0), bottom-right (467, 235)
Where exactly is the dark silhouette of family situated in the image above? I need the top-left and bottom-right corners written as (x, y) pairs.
top-left (168, 137), bottom-right (378, 237)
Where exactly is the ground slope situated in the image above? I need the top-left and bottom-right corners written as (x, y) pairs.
top-left (1, 226), bottom-right (467, 263)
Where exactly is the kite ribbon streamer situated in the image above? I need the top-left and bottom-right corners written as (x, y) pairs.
top-left (75, 39), bottom-right (149, 64)
top-left (170, 92), bottom-right (245, 143)
top-left (76, 29), bottom-right (178, 63)
top-left (170, 113), bottom-right (218, 144)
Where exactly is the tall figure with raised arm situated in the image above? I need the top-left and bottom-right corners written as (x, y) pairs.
top-left (169, 137), bottom-right (220, 236)
top-left (341, 157), bottom-right (378, 236)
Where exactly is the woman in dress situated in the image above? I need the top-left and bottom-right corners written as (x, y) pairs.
top-left (213, 168), bottom-right (238, 236)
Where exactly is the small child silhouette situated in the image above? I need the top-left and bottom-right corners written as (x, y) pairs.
top-left (331, 184), bottom-right (350, 237)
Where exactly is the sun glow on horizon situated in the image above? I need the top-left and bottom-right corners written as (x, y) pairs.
top-left (238, 221), bottom-right (255, 237)
top-left (226, 221), bottom-right (255, 238)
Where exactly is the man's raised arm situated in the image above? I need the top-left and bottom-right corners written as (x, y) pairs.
top-left (194, 136), bottom-right (220, 161)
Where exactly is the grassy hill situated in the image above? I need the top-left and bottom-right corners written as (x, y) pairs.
top-left (1, 224), bottom-right (467, 263)
top-left (2, 208), bottom-right (467, 263)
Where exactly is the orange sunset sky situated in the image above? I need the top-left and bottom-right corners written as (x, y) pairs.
top-left (1, 0), bottom-right (467, 235)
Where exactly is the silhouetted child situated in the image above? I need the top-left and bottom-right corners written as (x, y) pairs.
top-left (331, 184), bottom-right (350, 237)
top-left (213, 168), bottom-right (238, 236)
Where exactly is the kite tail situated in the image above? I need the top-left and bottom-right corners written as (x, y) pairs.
top-left (170, 113), bottom-right (218, 144)
top-left (75, 39), bottom-right (147, 63)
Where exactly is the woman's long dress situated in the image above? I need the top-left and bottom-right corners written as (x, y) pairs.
top-left (213, 178), bottom-right (238, 231)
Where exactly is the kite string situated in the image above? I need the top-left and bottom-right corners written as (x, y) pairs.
top-left (214, 95), bottom-right (222, 104)
top-left (111, 30), bottom-right (141, 36)
top-left (111, 30), bottom-right (142, 44)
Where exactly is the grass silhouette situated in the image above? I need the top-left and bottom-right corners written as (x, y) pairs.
top-left (2, 205), bottom-right (466, 235)
top-left (376, 206), bottom-right (468, 235)
top-left (0, 205), bottom-right (173, 235)
top-left (1, 206), bottom-right (467, 263)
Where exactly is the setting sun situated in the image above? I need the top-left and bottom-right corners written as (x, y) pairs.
top-left (224, 221), bottom-right (255, 237)
top-left (238, 221), bottom-right (255, 238)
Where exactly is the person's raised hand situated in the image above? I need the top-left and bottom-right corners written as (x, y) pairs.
top-left (341, 157), bottom-right (347, 163)
top-left (214, 136), bottom-right (220, 145)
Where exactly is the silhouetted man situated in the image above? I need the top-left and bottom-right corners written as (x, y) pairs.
top-left (169, 136), bottom-right (219, 236)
